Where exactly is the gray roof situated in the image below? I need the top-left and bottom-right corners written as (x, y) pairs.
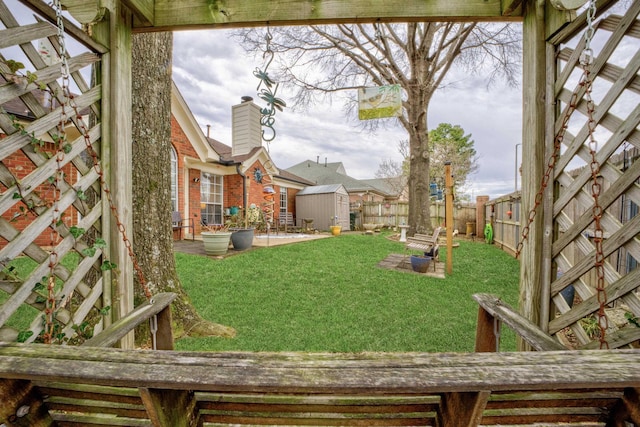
top-left (297, 184), bottom-right (347, 196)
top-left (285, 160), bottom-right (393, 196)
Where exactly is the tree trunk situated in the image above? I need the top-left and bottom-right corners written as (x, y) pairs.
top-left (131, 32), bottom-right (235, 341)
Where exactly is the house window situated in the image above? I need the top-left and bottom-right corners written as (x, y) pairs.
top-left (200, 172), bottom-right (223, 225)
top-left (170, 146), bottom-right (178, 211)
top-left (280, 187), bottom-right (288, 213)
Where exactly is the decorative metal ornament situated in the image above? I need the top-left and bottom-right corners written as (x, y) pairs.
top-left (253, 26), bottom-right (286, 143)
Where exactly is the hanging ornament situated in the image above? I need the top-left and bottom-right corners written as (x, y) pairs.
top-left (253, 26), bottom-right (286, 143)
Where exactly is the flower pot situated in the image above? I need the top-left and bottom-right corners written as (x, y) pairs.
top-left (230, 227), bottom-right (254, 250)
top-left (201, 232), bottom-right (232, 256)
top-left (410, 255), bottom-right (432, 273)
top-left (330, 225), bottom-right (342, 236)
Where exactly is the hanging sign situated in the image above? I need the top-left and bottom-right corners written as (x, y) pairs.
top-left (358, 84), bottom-right (402, 120)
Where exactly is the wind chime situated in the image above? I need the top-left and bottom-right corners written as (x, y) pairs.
top-left (253, 26), bottom-right (286, 235)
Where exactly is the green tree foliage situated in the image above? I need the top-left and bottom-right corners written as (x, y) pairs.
top-left (428, 123), bottom-right (479, 190)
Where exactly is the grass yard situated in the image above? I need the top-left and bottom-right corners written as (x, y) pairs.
top-left (175, 232), bottom-right (520, 353)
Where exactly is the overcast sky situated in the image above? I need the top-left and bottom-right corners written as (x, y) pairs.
top-left (172, 29), bottom-right (523, 200)
top-left (3, 0), bottom-right (522, 201)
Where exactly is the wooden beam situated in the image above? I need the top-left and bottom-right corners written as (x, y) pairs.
top-left (475, 304), bottom-right (499, 352)
top-left (502, 0), bottom-right (524, 16)
top-left (139, 388), bottom-right (198, 427)
top-left (439, 391), bottom-right (490, 427)
top-left (90, 0), bottom-right (135, 348)
top-left (445, 162), bottom-right (454, 275)
top-left (141, 0), bottom-right (522, 31)
top-left (518, 0), bottom-right (547, 351)
top-left (473, 294), bottom-right (566, 351)
top-left (122, 0), bottom-right (154, 27)
top-left (82, 292), bottom-right (177, 348)
top-left (1, 343), bottom-right (640, 393)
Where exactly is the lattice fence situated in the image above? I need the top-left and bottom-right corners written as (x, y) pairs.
top-left (546, 0), bottom-right (640, 349)
top-left (0, 0), bottom-right (109, 344)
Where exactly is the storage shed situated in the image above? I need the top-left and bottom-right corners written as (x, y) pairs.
top-left (296, 184), bottom-right (351, 231)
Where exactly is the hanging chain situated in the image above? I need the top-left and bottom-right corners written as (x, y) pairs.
top-left (49, 1), bottom-right (152, 304)
top-left (582, 0), bottom-right (607, 350)
top-left (514, 78), bottom-right (583, 258)
top-left (514, 0), bottom-right (608, 348)
top-left (515, 0), bottom-right (596, 259)
top-left (43, 0), bottom-right (69, 344)
top-left (584, 71), bottom-right (609, 349)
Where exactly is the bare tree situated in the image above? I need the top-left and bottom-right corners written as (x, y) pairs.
top-left (236, 23), bottom-right (520, 234)
top-left (375, 140), bottom-right (409, 197)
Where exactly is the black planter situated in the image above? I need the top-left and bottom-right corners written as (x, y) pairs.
top-left (230, 228), bottom-right (255, 250)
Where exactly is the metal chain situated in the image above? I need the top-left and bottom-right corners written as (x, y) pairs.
top-left (43, 0), bottom-right (69, 344)
top-left (584, 67), bottom-right (609, 349)
top-left (515, 0), bottom-right (608, 348)
top-left (50, 1), bottom-right (152, 303)
top-left (514, 82), bottom-right (582, 258)
top-left (515, 0), bottom-right (596, 259)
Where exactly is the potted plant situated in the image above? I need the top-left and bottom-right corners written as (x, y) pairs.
top-left (201, 224), bottom-right (232, 256)
top-left (329, 215), bottom-right (341, 236)
top-left (228, 204), bottom-right (260, 250)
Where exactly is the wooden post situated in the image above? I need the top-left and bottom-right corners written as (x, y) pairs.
top-left (92, 0), bottom-right (135, 349)
top-left (475, 305), bottom-right (498, 352)
top-left (518, 0), bottom-right (547, 351)
top-left (445, 162), bottom-right (454, 275)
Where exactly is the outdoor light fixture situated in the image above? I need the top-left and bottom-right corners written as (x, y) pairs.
top-left (193, 177), bottom-right (200, 183)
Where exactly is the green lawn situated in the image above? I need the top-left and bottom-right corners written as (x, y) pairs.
top-left (175, 233), bottom-right (520, 353)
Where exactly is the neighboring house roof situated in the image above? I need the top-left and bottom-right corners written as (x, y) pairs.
top-left (285, 160), bottom-right (394, 197)
top-left (361, 177), bottom-right (406, 198)
top-left (278, 169), bottom-right (315, 186)
top-left (297, 183), bottom-right (347, 196)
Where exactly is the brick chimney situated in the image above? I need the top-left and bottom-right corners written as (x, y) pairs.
top-left (232, 96), bottom-right (262, 157)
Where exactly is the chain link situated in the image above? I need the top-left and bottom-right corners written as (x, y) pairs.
top-left (516, 0), bottom-right (608, 348)
top-left (49, 1), bottom-right (151, 318)
top-left (43, 0), bottom-right (68, 344)
top-left (584, 67), bottom-right (609, 349)
top-left (514, 83), bottom-right (582, 258)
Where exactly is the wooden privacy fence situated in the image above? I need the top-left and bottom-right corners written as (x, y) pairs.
top-left (485, 192), bottom-right (522, 256)
top-left (360, 201), bottom-right (477, 232)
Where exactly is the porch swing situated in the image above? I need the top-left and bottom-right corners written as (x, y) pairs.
top-left (1, 0), bottom-right (640, 425)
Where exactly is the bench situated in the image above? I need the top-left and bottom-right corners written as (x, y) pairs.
top-left (405, 226), bottom-right (441, 271)
top-left (277, 212), bottom-right (299, 233)
top-left (172, 211), bottom-right (195, 240)
top-left (0, 291), bottom-right (639, 426)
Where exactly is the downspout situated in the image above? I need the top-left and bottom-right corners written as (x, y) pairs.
top-left (236, 164), bottom-right (248, 228)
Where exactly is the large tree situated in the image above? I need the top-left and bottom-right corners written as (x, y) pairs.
top-left (236, 23), bottom-right (520, 234)
top-left (131, 32), bottom-right (235, 340)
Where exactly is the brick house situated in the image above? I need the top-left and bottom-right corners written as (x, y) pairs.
top-left (170, 83), bottom-right (311, 239)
